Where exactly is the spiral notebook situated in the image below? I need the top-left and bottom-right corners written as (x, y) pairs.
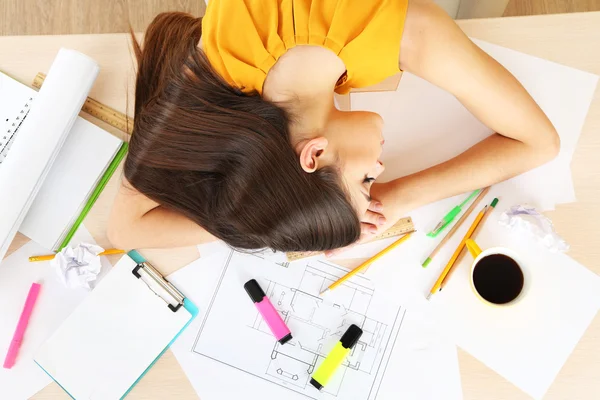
top-left (34, 252), bottom-right (198, 400)
top-left (0, 52), bottom-right (125, 257)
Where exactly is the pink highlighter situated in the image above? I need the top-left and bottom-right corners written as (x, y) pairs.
top-left (244, 279), bottom-right (292, 344)
top-left (4, 282), bottom-right (42, 369)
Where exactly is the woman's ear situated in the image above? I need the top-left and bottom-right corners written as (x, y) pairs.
top-left (299, 137), bottom-right (329, 173)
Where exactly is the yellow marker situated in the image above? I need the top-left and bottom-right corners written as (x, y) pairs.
top-left (310, 324), bottom-right (363, 390)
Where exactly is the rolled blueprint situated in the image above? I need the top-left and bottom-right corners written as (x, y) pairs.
top-left (0, 48), bottom-right (99, 261)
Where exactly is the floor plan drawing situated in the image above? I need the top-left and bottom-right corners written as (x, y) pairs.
top-left (192, 251), bottom-right (406, 400)
top-left (253, 266), bottom-right (391, 396)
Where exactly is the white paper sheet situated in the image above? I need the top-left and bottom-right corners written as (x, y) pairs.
top-left (365, 192), bottom-right (600, 399)
top-left (375, 304), bottom-right (463, 400)
top-left (351, 39), bottom-right (598, 212)
top-left (169, 250), bottom-right (463, 400)
top-left (0, 48), bottom-right (99, 260)
top-left (431, 215), bottom-right (600, 399)
top-left (19, 117), bottom-right (122, 250)
top-left (0, 226), bottom-right (111, 400)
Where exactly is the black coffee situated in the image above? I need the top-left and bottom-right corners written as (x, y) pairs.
top-left (472, 254), bottom-right (524, 304)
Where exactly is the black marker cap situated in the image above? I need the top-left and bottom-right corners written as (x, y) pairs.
top-left (244, 279), bottom-right (266, 303)
top-left (340, 324), bottom-right (363, 349)
top-left (279, 333), bottom-right (293, 345)
top-left (310, 378), bottom-right (323, 390)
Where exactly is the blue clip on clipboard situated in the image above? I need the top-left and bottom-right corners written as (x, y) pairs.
top-left (35, 250), bottom-right (198, 400)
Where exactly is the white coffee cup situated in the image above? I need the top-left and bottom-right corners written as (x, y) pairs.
top-left (465, 239), bottom-right (529, 307)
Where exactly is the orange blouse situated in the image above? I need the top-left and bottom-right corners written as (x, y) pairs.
top-left (202, 0), bottom-right (408, 95)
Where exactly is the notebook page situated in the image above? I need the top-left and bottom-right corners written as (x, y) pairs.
top-left (0, 72), bottom-right (34, 147)
top-left (0, 48), bottom-right (99, 261)
top-left (34, 255), bottom-right (191, 400)
top-left (19, 118), bottom-right (122, 249)
top-left (0, 75), bottom-right (34, 164)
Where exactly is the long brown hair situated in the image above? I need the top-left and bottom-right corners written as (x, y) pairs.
top-left (125, 12), bottom-right (360, 252)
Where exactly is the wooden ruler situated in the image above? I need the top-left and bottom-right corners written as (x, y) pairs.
top-left (286, 216), bottom-right (414, 261)
top-left (32, 72), bottom-right (132, 134)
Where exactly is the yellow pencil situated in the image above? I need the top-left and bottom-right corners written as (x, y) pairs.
top-left (29, 248), bottom-right (125, 262)
top-left (441, 198), bottom-right (499, 287)
top-left (426, 206), bottom-right (487, 300)
top-left (320, 231), bottom-right (414, 295)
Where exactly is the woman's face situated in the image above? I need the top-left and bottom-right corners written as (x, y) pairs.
top-left (328, 111), bottom-right (386, 216)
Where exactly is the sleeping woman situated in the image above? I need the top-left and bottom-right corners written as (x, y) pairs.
top-left (108, 1), bottom-right (559, 253)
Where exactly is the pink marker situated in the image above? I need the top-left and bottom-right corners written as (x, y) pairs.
top-left (3, 282), bottom-right (42, 369)
top-left (244, 279), bottom-right (292, 344)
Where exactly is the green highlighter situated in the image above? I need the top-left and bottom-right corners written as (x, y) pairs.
top-left (310, 324), bottom-right (363, 390)
top-left (427, 189), bottom-right (481, 238)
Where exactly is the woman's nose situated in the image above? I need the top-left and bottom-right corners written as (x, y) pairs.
top-left (375, 160), bottom-right (385, 175)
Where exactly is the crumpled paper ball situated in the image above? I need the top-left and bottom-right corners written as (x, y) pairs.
top-left (50, 242), bottom-right (105, 290)
top-left (499, 205), bottom-right (569, 253)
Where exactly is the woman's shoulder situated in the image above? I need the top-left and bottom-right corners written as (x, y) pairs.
top-left (201, 0), bottom-right (410, 95)
top-left (201, 0), bottom-right (286, 94)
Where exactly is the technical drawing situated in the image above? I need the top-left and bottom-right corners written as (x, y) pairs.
top-left (252, 265), bottom-right (390, 396)
top-left (192, 252), bottom-right (405, 400)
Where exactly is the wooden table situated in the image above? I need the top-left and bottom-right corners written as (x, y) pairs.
top-left (1, 11), bottom-right (599, 400)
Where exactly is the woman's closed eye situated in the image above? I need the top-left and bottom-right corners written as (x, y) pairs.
top-left (359, 176), bottom-right (376, 202)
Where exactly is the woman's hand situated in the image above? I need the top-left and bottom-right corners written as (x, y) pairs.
top-left (324, 197), bottom-right (385, 257)
top-left (367, 182), bottom-right (409, 235)
top-left (324, 182), bottom-right (406, 257)
top-left (359, 198), bottom-right (387, 238)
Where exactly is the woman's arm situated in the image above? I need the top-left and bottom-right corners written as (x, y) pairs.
top-left (107, 179), bottom-right (215, 250)
top-left (373, 1), bottom-right (559, 221)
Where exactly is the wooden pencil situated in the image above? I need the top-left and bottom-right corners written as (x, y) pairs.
top-left (441, 198), bottom-right (499, 287)
top-left (29, 248), bottom-right (125, 262)
top-left (320, 231), bottom-right (414, 295)
top-left (422, 187), bottom-right (490, 268)
top-left (426, 206), bottom-right (488, 300)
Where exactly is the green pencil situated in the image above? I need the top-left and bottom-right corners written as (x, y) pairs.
top-left (57, 142), bottom-right (128, 251)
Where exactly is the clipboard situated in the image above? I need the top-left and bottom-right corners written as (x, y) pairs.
top-left (34, 251), bottom-right (198, 400)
